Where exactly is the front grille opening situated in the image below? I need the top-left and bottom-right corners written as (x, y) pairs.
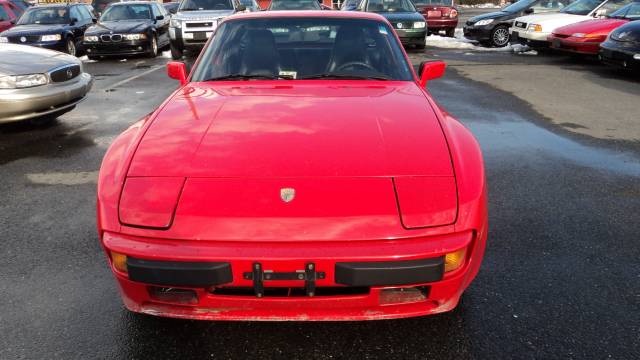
top-left (211, 286), bottom-right (370, 297)
top-left (148, 286), bottom-right (198, 304)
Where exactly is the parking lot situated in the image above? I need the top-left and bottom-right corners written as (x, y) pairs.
top-left (1, 7), bottom-right (639, 359)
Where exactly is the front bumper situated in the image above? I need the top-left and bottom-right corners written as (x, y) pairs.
top-left (396, 29), bottom-right (427, 46)
top-left (0, 73), bottom-right (93, 123)
top-left (463, 25), bottom-right (492, 42)
top-left (169, 22), bottom-right (216, 50)
top-left (548, 35), bottom-right (601, 55)
top-left (102, 228), bottom-right (487, 321)
top-left (510, 29), bottom-right (550, 48)
top-left (8, 39), bottom-right (67, 52)
top-left (84, 39), bottom-right (151, 56)
top-left (600, 43), bottom-right (640, 70)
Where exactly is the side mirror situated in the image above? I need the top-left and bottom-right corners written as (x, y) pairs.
top-left (595, 8), bottom-right (607, 17)
top-left (167, 61), bottom-right (187, 85)
top-left (236, 4), bottom-right (247, 11)
top-left (155, 15), bottom-right (164, 20)
top-left (92, 18), bottom-right (97, 23)
top-left (70, 17), bottom-right (78, 25)
top-left (418, 60), bottom-right (446, 88)
top-left (524, 8), bottom-right (534, 14)
top-left (10, 19), bottom-right (16, 24)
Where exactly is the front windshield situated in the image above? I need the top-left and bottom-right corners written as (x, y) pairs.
top-left (366, 0), bottom-right (416, 12)
top-left (560, 0), bottom-right (600, 15)
top-left (413, 0), bottom-right (453, 6)
top-left (608, 2), bottom-right (640, 19)
top-left (270, 0), bottom-right (321, 10)
top-left (100, 5), bottom-right (152, 21)
top-left (192, 18), bottom-right (414, 81)
top-left (239, 0), bottom-right (259, 10)
top-left (179, 0), bottom-right (234, 11)
top-left (17, 7), bottom-right (69, 25)
top-left (503, 0), bottom-right (538, 12)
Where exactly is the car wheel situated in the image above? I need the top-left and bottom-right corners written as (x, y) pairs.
top-left (170, 42), bottom-right (183, 60)
top-left (445, 28), bottom-right (455, 38)
top-left (490, 25), bottom-right (510, 47)
top-left (147, 34), bottom-right (158, 58)
top-left (65, 38), bottom-right (77, 56)
top-left (415, 41), bottom-right (426, 50)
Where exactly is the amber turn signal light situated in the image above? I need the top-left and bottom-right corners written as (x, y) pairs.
top-left (444, 247), bottom-right (466, 273)
top-left (111, 251), bottom-right (128, 273)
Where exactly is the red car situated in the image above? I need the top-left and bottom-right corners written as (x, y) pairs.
top-left (97, 11), bottom-right (488, 321)
top-left (414, 0), bottom-right (458, 37)
top-left (548, 2), bottom-right (640, 55)
top-left (0, 0), bottom-right (24, 32)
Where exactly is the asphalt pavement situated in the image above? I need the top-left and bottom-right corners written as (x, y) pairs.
top-left (1, 11), bottom-right (639, 359)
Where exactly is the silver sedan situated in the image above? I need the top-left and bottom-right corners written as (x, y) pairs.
top-left (0, 44), bottom-right (93, 124)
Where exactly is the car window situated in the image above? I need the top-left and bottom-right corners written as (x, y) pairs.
top-left (413, 0), bottom-right (453, 6)
top-left (18, 7), bottom-right (69, 25)
top-left (0, 5), bottom-right (9, 21)
top-left (192, 17), bottom-right (414, 81)
top-left (179, 0), bottom-right (234, 11)
top-left (608, 1), bottom-right (640, 19)
top-left (101, 4), bottom-right (152, 21)
top-left (11, 0), bottom-right (28, 10)
top-left (560, 0), bottom-right (601, 15)
top-left (9, 3), bottom-right (25, 17)
top-left (532, 0), bottom-right (566, 10)
top-left (270, 0), bottom-right (321, 10)
top-left (151, 3), bottom-right (162, 17)
top-left (79, 5), bottom-right (93, 20)
top-left (597, 0), bottom-right (630, 14)
top-left (366, 0), bottom-right (416, 13)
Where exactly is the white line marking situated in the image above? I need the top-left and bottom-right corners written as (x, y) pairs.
top-left (105, 65), bottom-right (164, 91)
top-left (26, 171), bottom-right (98, 185)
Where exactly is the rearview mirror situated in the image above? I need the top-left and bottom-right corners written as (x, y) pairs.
top-left (236, 4), bottom-right (247, 11)
top-left (167, 61), bottom-right (187, 85)
top-left (155, 15), bottom-right (164, 20)
top-left (418, 61), bottom-right (446, 88)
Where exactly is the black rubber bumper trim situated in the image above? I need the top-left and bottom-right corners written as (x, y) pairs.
top-left (335, 257), bottom-right (444, 287)
top-left (127, 257), bottom-right (232, 287)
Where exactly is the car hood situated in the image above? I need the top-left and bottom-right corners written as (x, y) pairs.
top-left (2, 24), bottom-right (66, 36)
top-left (174, 9), bottom-right (235, 20)
top-left (0, 43), bottom-right (79, 75)
top-left (87, 20), bottom-right (152, 35)
top-left (379, 12), bottom-right (425, 22)
top-left (123, 81), bottom-right (457, 240)
top-left (515, 12), bottom-right (588, 25)
top-left (469, 11), bottom-right (511, 22)
top-left (553, 18), bottom-right (628, 35)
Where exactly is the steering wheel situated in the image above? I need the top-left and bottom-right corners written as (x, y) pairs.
top-left (335, 61), bottom-right (376, 72)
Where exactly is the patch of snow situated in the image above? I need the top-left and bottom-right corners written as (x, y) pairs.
top-left (79, 55), bottom-right (97, 63)
top-left (458, 3), bottom-right (501, 8)
top-left (426, 31), bottom-right (538, 55)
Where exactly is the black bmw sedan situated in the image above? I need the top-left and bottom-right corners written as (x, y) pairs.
top-left (83, 1), bottom-right (170, 59)
top-left (463, 0), bottom-right (567, 47)
top-left (0, 3), bottom-right (95, 56)
top-left (600, 20), bottom-right (640, 71)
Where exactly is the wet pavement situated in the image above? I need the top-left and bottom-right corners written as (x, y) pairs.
top-left (1, 42), bottom-right (639, 359)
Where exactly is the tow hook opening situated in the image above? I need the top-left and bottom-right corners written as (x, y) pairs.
top-left (148, 286), bottom-right (198, 305)
top-left (379, 286), bottom-right (430, 305)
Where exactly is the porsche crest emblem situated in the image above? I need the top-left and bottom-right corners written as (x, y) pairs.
top-left (280, 188), bottom-right (295, 203)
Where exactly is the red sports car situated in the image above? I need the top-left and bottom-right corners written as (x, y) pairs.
top-left (548, 1), bottom-right (640, 55)
top-left (414, 0), bottom-right (458, 37)
top-left (97, 11), bottom-right (488, 321)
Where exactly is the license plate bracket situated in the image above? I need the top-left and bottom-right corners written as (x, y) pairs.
top-left (243, 262), bottom-right (326, 297)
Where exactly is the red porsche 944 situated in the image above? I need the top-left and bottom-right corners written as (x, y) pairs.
top-left (97, 11), bottom-right (488, 321)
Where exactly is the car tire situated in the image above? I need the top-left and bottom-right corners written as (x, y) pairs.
top-left (490, 25), bottom-right (510, 47)
top-left (445, 28), bottom-right (455, 37)
top-left (147, 34), bottom-right (158, 58)
top-left (65, 37), bottom-right (77, 56)
top-left (170, 42), bottom-right (183, 60)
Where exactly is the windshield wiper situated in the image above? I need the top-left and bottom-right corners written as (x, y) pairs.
top-left (298, 73), bottom-right (390, 80)
top-left (179, 7), bottom-right (200, 11)
top-left (203, 74), bottom-right (292, 81)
